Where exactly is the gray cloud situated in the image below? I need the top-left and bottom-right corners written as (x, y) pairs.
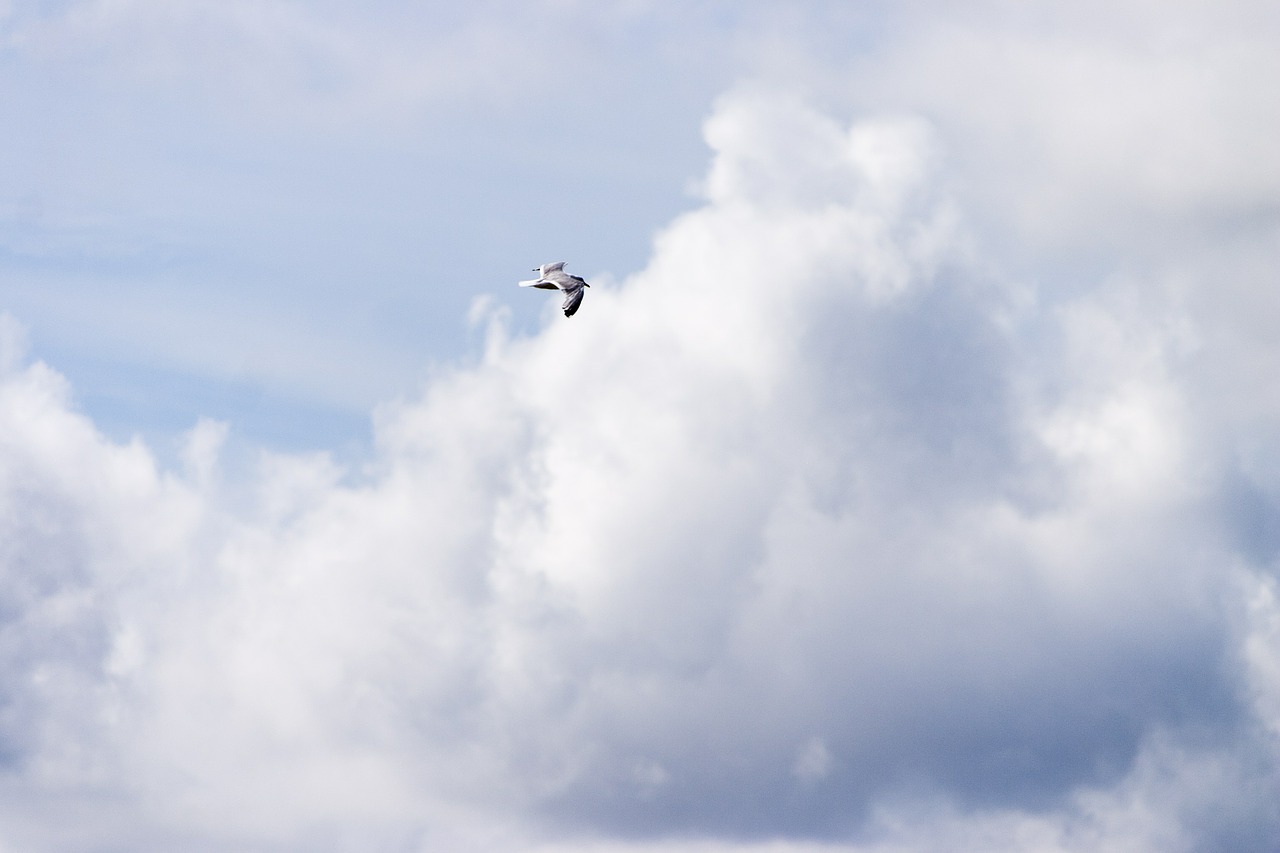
top-left (3, 4), bottom-right (1280, 851)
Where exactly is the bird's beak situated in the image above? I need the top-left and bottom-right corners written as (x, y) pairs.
top-left (585, 283), bottom-right (590, 287)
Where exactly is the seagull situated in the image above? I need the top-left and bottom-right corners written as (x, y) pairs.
top-left (518, 261), bottom-right (591, 317)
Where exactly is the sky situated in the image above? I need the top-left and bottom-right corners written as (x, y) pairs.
top-left (2, 1), bottom-right (1280, 851)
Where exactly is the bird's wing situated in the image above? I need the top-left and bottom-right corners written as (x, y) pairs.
top-left (519, 278), bottom-right (560, 290)
top-left (543, 270), bottom-right (588, 289)
top-left (561, 285), bottom-right (585, 317)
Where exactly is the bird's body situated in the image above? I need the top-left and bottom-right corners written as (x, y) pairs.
top-left (519, 261), bottom-right (590, 317)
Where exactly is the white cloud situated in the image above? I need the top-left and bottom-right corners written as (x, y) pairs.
top-left (846, 1), bottom-right (1280, 255)
top-left (2, 3), bottom-right (1280, 851)
top-left (0, 0), bottom-right (758, 132)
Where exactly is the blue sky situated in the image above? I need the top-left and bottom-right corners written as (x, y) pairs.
top-left (3, 2), bottom-right (1280, 852)
top-left (3, 1), bottom-right (857, 451)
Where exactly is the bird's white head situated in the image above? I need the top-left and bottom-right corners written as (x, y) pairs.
top-left (537, 261), bottom-right (567, 276)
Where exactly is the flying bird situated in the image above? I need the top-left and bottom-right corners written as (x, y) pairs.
top-left (519, 261), bottom-right (591, 317)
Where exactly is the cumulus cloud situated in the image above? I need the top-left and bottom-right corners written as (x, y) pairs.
top-left (3, 6), bottom-right (1280, 851)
